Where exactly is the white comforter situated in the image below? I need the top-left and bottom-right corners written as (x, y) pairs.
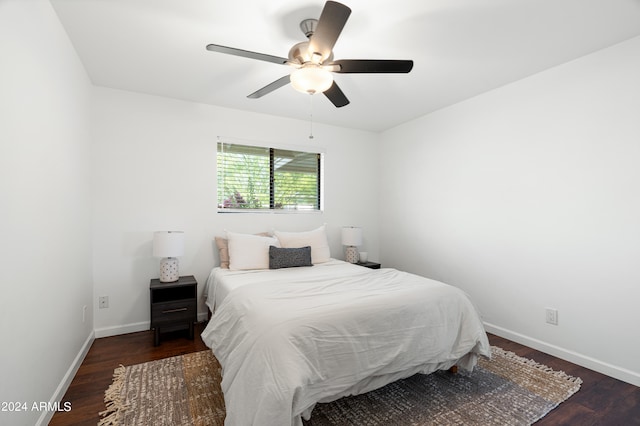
top-left (201, 261), bottom-right (490, 426)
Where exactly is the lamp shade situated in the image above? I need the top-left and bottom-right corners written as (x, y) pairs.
top-left (153, 231), bottom-right (184, 258)
top-left (341, 226), bottom-right (362, 246)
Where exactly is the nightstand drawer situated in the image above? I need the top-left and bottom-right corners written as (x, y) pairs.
top-left (151, 300), bottom-right (196, 325)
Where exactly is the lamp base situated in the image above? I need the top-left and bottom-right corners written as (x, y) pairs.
top-left (159, 257), bottom-right (179, 282)
top-left (345, 246), bottom-right (359, 264)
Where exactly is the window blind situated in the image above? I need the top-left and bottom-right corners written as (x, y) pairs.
top-left (217, 142), bottom-right (321, 211)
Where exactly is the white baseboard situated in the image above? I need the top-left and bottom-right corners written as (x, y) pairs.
top-left (484, 322), bottom-right (640, 387)
top-left (94, 321), bottom-right (150, 338)
top-left (36, 330), bottom-right (95, 426)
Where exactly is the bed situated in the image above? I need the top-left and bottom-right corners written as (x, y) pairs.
top-left (201, 245), bottom-right (491, 426)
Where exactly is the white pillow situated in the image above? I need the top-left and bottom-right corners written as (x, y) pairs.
top-left (226, 231), bottom-right (280, 270)
top-left (274, 225), bottom-right (331, 264)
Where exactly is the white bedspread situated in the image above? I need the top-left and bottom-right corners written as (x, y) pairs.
top-left (201, 261), bottom-right (490, 426)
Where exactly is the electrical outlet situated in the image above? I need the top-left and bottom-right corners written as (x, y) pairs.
top-left (99, 296), bottom-right (109, 309)
top-left (545, 308), bottom-right (558, 325)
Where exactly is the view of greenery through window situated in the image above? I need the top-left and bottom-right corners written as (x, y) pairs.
top-left (217, 142), bottom-right (321, 211)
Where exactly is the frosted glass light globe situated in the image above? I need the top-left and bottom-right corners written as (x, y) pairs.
top-left (290, 65), bottom-right (333, 94)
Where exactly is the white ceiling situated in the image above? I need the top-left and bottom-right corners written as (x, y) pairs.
top-left (51, 0), bottom-right (640, 132)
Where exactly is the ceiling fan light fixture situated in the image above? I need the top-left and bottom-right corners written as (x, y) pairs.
top-left (290, 65), bottom-right (333, 95)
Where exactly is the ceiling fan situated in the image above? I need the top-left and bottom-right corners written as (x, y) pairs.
top-left (206, 1), bottom-right (413, 108)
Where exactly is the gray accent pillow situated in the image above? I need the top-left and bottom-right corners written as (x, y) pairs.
top-left (269, 246), bottom-right (312, 269)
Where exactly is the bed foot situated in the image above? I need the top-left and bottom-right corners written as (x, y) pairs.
top-left (448, 365), bottom-right (458, 374)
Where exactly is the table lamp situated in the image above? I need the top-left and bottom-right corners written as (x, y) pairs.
top-left (153, 231), bottom-right (184, 282)
top-left (341, 226), bottom-right (362, 264)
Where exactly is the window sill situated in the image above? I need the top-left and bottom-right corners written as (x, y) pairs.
top-left (217, 209), bottom-right (323, 214)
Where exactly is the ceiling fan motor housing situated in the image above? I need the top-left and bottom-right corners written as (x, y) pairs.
top-left (288, 41), bottom-right (312, 64)
top-left (289, 18), bottom-right (334, 66)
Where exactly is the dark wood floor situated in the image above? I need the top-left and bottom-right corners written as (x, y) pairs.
top-left (50, 323), bottom-right (639, 425)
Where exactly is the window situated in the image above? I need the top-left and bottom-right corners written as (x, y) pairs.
top-left (217, 142), bottom-right (322, 212)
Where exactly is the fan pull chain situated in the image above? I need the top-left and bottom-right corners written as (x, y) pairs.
top-left (309, 94), bottom-right (314, 139)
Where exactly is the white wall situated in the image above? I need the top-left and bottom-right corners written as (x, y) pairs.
top-left (90, 87), bottom-right (381, 335)
top-left (380, 36), bottom-right (640, 386)
top-left (0, 1), bottom-right (94, 425)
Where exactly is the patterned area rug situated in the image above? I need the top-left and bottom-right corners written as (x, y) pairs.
top-left (99, 346), bottom-right (581, 426)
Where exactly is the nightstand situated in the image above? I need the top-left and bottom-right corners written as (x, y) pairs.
top-left (149, 275), bottom-right (197, 346)
top-left (357, 261), bottom-right (381, 269)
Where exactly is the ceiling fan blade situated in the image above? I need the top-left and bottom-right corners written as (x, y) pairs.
top-left (247, 75), bottom-right (291, 99)
top-left (323, 81), bottom-right (349, 108)
top-left (309, 1), bottom-right (352, 61)
top-left (206, 43), bottom-right (288, 65)
top-left (331, 59), bottom-right (414, 73)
